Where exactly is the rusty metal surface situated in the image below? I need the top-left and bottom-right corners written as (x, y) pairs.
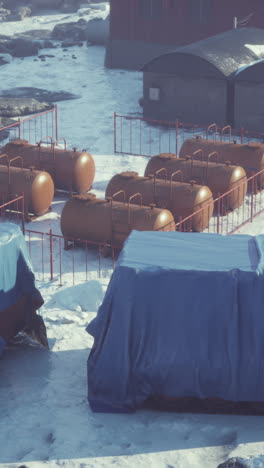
top-left (145, 153), bottom-right (248, 211)
top-left (60, 194), bottom-right (175, 250)
top-left (180, 138), bottom-right (264, 187)
top-left (0, 160), bottom-right (54, 217)
top-left (106, 171), bottom-right (214, 232)
top-left (1, 139), bottom-right (95, 193)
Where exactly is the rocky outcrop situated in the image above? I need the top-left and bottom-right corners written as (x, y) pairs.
top-left (218, 457), bottom-right (252, 468)
top-left (86, 15), bottom-right (109, 45)
top-left (0, 116), bottom-right (17, 140)
top-left (0, 98), bottom-right (53, 117)
top-left (6, 38), bottom-right (40, 56)
top-left (0, 87), bottom-right (80, 102)
top-left (0, 34), bottom-right (56, 58)
top-left (7, 5), bottom-right (31, 21)
top-left (51, 18), bottom-right (88, 41)
top-left (2, 0), bottom-right (86, 14)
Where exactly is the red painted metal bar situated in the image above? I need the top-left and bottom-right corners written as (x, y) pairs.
top-left (49, 228), bottom-right (54, 281)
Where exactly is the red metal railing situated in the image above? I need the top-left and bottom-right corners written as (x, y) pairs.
top-left (176, 169), bottom-right (264, 235)
top-left (0, 195), bottom-right (25, 231)
top-left (114, 113), bottom-right (264, 157)
top-left (0, 106), bottom-right (58, 146)
top-left (0, 182), bottom-right (263, 286)
top-left (24, 229), bottom-right (116, 285)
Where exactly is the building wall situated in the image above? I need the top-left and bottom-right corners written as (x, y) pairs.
top-left (234, 82), bottom-right (264, 132)
top-left (143, 72), bottom-right (228, 126)
top-left (110, 0), bottom-right (261, 44)
top-left (107, 0), bottom-right (263, 69)
top-left (105, 39), bottom-right (177, 70)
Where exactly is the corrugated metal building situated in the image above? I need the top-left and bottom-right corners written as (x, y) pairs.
top-left (234, 61), bottom-right (264, 132)
top-left (142, 28), bottom-right (264, 127)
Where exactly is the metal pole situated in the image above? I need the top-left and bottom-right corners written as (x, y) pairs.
top-left (114, 112), bottom-right (117, 153)
top-left (55, 105), bottom-right (59, 142)
top-left (49, 228), bottom-right (54, 281)
top-left (175, 119), bottom-right (179, 156)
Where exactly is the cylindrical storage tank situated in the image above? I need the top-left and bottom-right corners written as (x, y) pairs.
top-left (144, 154), bottom-right (247, 211)
top-left (0, 164), bottom-right (54, 216)
top-left (2, 140), bottom-right (95, 193)
top-left (106, 172), bottom-right (213, 232)
top-left (179, 138), bottom-right (264, 187)
top-left (60, 193), bottom-right (175, 250)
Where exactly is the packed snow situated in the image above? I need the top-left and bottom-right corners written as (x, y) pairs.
top-left (0, 4), bottom-right (264, 468)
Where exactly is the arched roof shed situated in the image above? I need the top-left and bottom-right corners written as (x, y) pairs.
top-left (143, 27), bottom-right (264, 80)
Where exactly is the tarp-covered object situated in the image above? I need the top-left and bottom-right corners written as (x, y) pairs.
top-left (0, 223), bottom-right (46, 355)
top-left (87, 231), bottom-right (264, 413)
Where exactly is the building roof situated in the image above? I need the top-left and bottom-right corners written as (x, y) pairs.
top-left (235, 58), bottom-right (264, 82)
top-left (143, 27), bottom-right (264, 80)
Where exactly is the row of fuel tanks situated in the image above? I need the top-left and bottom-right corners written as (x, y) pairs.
top-left (1, 137), bottom-right (263, 248)
top-left (61, 139), bottom-right (263, 249)
top-left (0, 140), bottom-right (96, 218)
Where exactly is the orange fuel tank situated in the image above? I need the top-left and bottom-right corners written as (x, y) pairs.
top-left (60, 193), bottom-right (175, 250)
top-left (105, 171), bottom-right (213, 232)
top-left (0, 160), bottom-right (54, 217)
top-left (144, 153), bottom-right (247, 211)
top-left (179, 137), bottom-right (264, 187)
top-left (2, 139), bottom-right (95, 193)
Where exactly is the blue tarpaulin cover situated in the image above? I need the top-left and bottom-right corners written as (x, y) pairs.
top-left (0, 223), bottom-right (42, 355)
top-left (87, 231), bottom-right (264, 413)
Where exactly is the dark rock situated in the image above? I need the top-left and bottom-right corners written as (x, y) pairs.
top-left (13, 29), bottom-right (52, 41)
top-left (0, 43), bottom-right (9, 53)
top-left (17, 5), bottom-right (31, 19)
top-left (61, 41), bottom-right (82, 48)
top-left (38, 54), bottom-right (55, 58)
top-left (51, 19), bottom-right (88, 41)
top-left (0, 97), bottom-right (53, 117)
top-left (0, 117), bottom-right (15, 140)
top-left (42, 39), bottom-right (55, 48)
top-left (7, 5), bottom-right (31, 21)
top-left (86, 16), bottom-right (109, 45)
top-left (6, 38), bottom-right (40, 57)
top-left (0, 87), bottom-right (80, 103)
top-left (218, 457), bottom-right (252, 468)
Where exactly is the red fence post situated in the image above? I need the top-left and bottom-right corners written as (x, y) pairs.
top-left (216, 195), bottom-right (221, 234)
top-left (114, 112), bottom-right (117, 153)
top-left (55, 104), bottom-right (59, 142)
top-left (49, 229), bottom-right (54, 281)
top-left (18, 118), bottom-right (21, 139)
top-left (175, 119), bottom-right (179, 156)
top-left (21, 194), bottom-right (25, 234)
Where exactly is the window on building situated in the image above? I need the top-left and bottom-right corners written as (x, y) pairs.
top-left (189, 0), bottom-right (212, 25)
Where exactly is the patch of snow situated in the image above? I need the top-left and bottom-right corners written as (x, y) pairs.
top-left (245, 43), bottom-right (264, 57)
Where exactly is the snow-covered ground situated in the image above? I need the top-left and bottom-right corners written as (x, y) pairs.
top-left (1, 5), bottom-right (264, 468)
